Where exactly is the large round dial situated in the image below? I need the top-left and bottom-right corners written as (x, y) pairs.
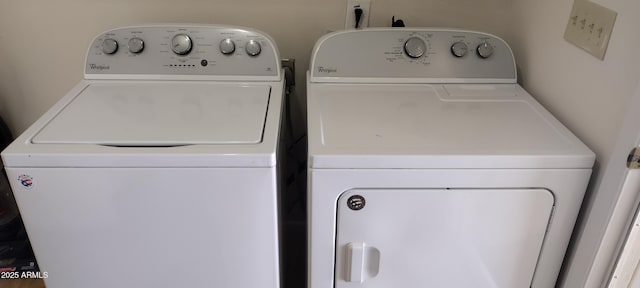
top-left (245, 40), bottom-right (261, 56)
top-left (219, 38), bottom-right (235, 55)
top-left (404, 37), bottom-right (427, 59)
top-left (128, 37), bottom-right (144, 54)
top-left (451, 41), bottom-right (468, 57)
top-left (171, 34), bottom-right (192, 55)
top-left (476, 42), bottom-right (494, 59)
top-left (101, 38), bottom-right (118, 54)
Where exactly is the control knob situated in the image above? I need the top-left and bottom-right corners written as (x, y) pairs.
top-left (171, 34), bottom-right (192, 55)
top-left (245, 39), bottom-right (261, 56)
top-left (476, 42), bottom-right (494, 59)
top-left (219, 38), bottom-right (236, 55)
top-left (101, 38), bottom-right (118, 55)
top-left (404, 37), bottom-right (427, 59)
top-left (128, 37), bottom-right (144, 54)
top-left (451, 41), bottom-right (468, 57)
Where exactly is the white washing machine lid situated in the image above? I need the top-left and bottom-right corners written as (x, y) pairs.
top-left (32, 82), bottom-right (271, 146)
top-left (307, 83), bottom-right (595, 169)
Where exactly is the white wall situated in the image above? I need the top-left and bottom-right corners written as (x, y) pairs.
top-left (0, 0), bottom-right (511, 135)
top-left (505, 0), bottom-right (640, 287)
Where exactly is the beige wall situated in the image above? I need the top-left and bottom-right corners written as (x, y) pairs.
top-left (506, 0), bottom-right (640, 171)
top-left (0, 0), bottom-right (511, 134)
top-left (505, 0), bottom-right (640, 287)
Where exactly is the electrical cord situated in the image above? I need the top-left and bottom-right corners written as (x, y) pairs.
top-left (355, 8), bottom-right (363, 29)
top-left (392, 16), bottom-right (405, 27)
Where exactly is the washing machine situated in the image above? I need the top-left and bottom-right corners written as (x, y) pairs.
top-left (2, 24), bottom-right (284, 288)
top-left (306, 28), bottom-right (595, 288)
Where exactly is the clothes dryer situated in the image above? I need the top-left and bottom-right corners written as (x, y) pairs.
top-left (306, 28), bottom-right (594, 288)
top-left (2, 24), bottom-right (284, 288)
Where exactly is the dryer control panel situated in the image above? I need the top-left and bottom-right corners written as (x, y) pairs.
top-left (85, 25), bottom-right (281, 81)
top-left (310, 28), bottom-right (516, 84)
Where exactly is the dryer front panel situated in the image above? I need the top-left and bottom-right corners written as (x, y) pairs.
top-left (335, 188), bottom-right (553, 288)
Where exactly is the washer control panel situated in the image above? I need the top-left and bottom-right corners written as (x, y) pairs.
top-left (310, 28), bottom-right (516, 83)
top-left (85, 25), bottom-right (280, 79)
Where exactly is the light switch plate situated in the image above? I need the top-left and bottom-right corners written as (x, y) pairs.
top-left (564, 0), bottom-right (617, 60)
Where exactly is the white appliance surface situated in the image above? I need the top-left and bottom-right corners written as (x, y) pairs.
top-left (33, 82), bottom-right (270, 145)
top-left (307, 28), bottom-right (595, 288)
top-left (335, 188), bottom-right (553, 288)
top-left (309, 83), bottom-right (592, 169)
top-left (2, 24), bottom-right (284, 288)
top-left (10, 167), bottom-right (278, 288)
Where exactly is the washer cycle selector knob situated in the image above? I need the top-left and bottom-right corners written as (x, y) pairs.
top-left (245, 40), bottom-right (261, 56)
top-left (128, 37), bottom-right (144, 54)
top-left (171, 34), bottom-right (192, 55)
top-left (451, 41), bottom-right (468, 57)
top-left (476, 42), bottom-right (494, 59)
top-left (101, 38), bottom-right (118, 54)
top-left (404, 37), bottom-right (427, 59)
top-left (219, 38), bottom-right (235, 55)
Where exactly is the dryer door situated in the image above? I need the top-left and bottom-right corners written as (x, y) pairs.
top-left (335, 188), bottom-right (554, 288)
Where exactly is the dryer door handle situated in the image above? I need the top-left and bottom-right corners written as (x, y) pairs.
top-left (345, 242), bottom-right (380, 283)
top-left (346, 242), bottom-right (366, 283)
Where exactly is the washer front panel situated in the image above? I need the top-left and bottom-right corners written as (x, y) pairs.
top-left (6, 167), bottom-right (279, 288)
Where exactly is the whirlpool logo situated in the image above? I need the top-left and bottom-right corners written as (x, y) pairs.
top-left (89, 64), bottom-right (110, 71)
top-left (317, 66), bottom-right (337, 74)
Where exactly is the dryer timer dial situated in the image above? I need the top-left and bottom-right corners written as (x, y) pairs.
top-left (404, 37), bottom-right (427, 59)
